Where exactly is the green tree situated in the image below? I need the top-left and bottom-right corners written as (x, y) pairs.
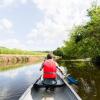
top-left (54, 5), bottom-right (100, 59)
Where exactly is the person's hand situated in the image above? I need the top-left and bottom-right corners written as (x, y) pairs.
top-left (63, 73), bottom-right (66, 77)
top-left (40, 68), bottom-right (42, 71)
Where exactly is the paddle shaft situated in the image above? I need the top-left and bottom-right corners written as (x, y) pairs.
top-left (34, 75), bottom-right (42, 85)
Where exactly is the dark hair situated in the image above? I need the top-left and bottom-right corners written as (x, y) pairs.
top-left (47, 54), bottom-right (53, 59)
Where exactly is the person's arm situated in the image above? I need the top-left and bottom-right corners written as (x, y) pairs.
top-left (56, 66), bottom-right (64, 75)
top-left (40, 63), bottom-right (44, 71)
top-left (40, 57), bottom-right (46, 71)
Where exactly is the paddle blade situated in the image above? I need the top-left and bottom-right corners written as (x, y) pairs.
top-left (67, 75), bottom-right (78, 85)
top-left (33, 84), bottom-right (40, 91)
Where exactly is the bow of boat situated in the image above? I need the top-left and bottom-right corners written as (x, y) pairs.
top-left (19, 75), bottom-right (82, 100)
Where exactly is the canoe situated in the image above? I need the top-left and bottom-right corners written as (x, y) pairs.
top-left (19, 74), bottom-right (82, 100)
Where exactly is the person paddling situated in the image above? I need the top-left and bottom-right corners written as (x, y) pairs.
top-left (40, 53), bottom-right (63, 90)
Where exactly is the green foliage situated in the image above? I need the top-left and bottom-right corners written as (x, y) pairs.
top-left (54, 5), bottom-right (100, 59)
top-left (0, 47), bottom-right (46, 55)
top-left (53, 48), bottom-right (64, 57)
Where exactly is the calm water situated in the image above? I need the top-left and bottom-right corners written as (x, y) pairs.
top-left (0, 63), bottom-right (42, 100)
top-left (0, 62), bottom-right (100, 100)
top-left (59, 61), bottom-right (100, 100)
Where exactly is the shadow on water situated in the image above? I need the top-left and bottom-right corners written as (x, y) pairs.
top-left (59, 60), bottom-right (100, 100)
top-left (0, 63), bottom-right (42, 100)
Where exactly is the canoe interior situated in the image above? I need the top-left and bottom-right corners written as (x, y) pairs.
top-left (35, 75), bottom-right (65, 88)
top-left (31, 84), bottom-right (78, 100)
top-left (20, 76), bottom-right (79, 100)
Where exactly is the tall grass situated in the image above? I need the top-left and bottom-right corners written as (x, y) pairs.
top-left (0, 47), bottom-right (47, 55)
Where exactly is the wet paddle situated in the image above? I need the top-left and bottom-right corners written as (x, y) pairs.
top-left (58, 67), bottom-right (79, 85)
top-left (33, 75), bottom-right (42, 88)
top-left (66, 74), bottom-right (78, 85)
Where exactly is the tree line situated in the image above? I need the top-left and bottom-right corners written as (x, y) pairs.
top-left (53, 5), bottom-right (100, 63)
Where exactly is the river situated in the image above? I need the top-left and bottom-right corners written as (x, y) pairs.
top-left (59, 61), bottom-right (100, 100)
top-left (0, 63), bottom-right (42, 100)
top-left (0, 62), bottom-right (100, 100)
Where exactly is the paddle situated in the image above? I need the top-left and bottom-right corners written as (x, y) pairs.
top-left (66, 74), bottom-right (78, 85)
top-left (33, 75), bottom-right (42, 88)
top-left (58, 66), bottom-right (78, 85)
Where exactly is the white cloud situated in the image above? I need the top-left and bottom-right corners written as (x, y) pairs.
top-left (33, 0), bottom-right (92, 25)
top-left (0, 39), bottom-right (26, 49)
top-left (1, 0), bottom-right (100, 50)
top-left (27, 19), bottom-right (68, 50)
top-left (0, 18), bottom-right (14, 35)
top-left (0, 0), bottom-right (14, 7)
top-left (21, 0), bottom-right (28, 4)
top-left (27, 0), bottom-right (94, 50)
top-left (0, 0), bottom-right (28, 8)
top-left (0, 18), bottom-right (13, 31)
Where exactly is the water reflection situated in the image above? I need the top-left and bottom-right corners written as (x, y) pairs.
top-left (0, 63), bottom-right (42, 100)
top-left (60, 61), bottom-right (100, 100)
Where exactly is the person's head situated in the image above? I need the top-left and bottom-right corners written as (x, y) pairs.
top-left (46, 53), bottom-right (53, 59)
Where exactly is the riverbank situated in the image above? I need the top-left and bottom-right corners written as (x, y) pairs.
top-left (0, 54), bottom-right (44, 63)
top-left (0, 54), bottom-right (45, 71)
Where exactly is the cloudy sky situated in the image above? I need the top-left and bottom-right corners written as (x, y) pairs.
top-left (0, 0), bottom-right (100, 51)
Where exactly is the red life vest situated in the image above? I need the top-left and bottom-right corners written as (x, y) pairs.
top-left (43, 59), bottom-right (57, 79)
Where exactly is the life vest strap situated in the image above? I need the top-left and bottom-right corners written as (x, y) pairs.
top-left (44, 72), bottom-right (56, 74)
